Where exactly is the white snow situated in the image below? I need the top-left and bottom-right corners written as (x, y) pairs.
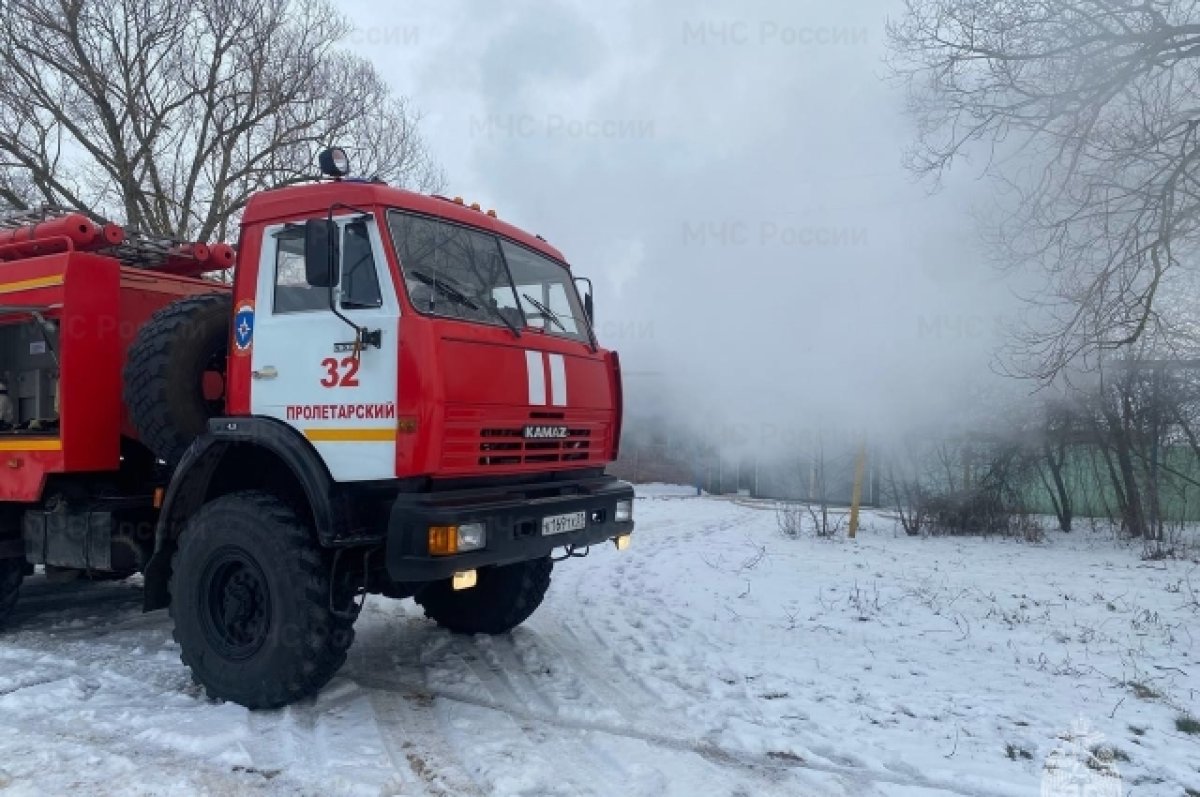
top-left (0, 488), bottom-right (1197, 795)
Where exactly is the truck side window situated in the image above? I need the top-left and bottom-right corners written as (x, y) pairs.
top-left (340, 221), bottom-right (383, 310)
top-left (273, 229), bottom-right (327, 313)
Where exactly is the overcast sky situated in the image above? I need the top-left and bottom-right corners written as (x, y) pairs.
top-left (339, 0), bottom-right (1021, 451)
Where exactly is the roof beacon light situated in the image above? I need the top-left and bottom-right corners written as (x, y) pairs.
top-left (318, 147), bottom-right (351, 179)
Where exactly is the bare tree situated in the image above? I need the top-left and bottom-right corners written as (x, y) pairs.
top-left (1040, 352), bottom-right (1200, 550)
top-left (0, 0), bottom-right (443, 240)
top-left (886, 463), bottom-right (928, 537)
top-left (805, 435), bottom-right (847, 537)
top-left (888, 1), bottom-right (1200, 380)
top-left (885, 437), bottom-right (939, 536)
top-left (1035, 400), bottom-right (1075, 532)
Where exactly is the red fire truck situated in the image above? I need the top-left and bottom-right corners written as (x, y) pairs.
top-left (0, 149), bottom-right (633, 708)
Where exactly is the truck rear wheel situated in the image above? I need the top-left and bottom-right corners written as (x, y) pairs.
top-left (169, 491), bottom-right (356, 709)
top-left (0, 558), bottom-right (23, 628)
top-left (415, 557), bottom-right (552, 635)
top-left (124, 292), bottom-right (231, 465)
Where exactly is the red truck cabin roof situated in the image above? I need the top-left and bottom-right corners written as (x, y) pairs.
top-left (241, 182), bottom-right (569, 266)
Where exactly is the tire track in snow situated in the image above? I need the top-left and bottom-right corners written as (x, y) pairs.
top-left (0, 680), bottom-right (285, 795)
top-left (352, 671), bottom-right (800, 792)
top-left (0, 722), bottom-right (278, 797)
top-left (348, 624), bottom-right (633, 797)
top-left (0, 673), bottom-right (65, 698)
top-left (241, 700), bottom-right (337, 781)
top-left (567, 570), bottom-right (737, 707)
top-left (352, 672), bottom-right (782, 797)
top-left (350, 615), bottom-right (693, 793)
top-left (471, 634), bottom-right (560, 715)
top-left (0, 645), bottom-right (402, 796)
top-left (366, 689), bottom-right (485, 796)
top-left (348, 670), bottom-right (1023, 797)
top-left (536, 503), bottom-right (1026, 797)
top-left (536, 622), bottom-right (664, 727)
top-left (438, 642), bottom-right (636, 796)
top-left (557, 608), bottom-right (675, 704)
top-left (1, 634), bottom-right (194, 700)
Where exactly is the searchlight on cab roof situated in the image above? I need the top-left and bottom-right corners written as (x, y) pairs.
top-left (318, 146), bottom-right (351, 179)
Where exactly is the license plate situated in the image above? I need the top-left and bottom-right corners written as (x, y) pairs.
top-left (541, 511), bottom-right (587, 536)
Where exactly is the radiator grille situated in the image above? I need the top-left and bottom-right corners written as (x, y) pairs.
top-left (477, 427), bottom-right (593, 466)
top-left (441, 412), bottom-right (607, 471)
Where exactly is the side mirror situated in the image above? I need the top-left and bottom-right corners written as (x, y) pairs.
top-left (304, 218), bottom-right (338, 288)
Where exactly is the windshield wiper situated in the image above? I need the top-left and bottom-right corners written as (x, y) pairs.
top-left (410, 270), bottom-right (521, 338)
top-left (521, 293), bottom-right (566, 332)
top-left (488, 304), bottom-right (522, 338)
top-left (409, 270), bottom-right (479, 309)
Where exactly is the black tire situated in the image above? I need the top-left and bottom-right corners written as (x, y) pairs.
top-left (416, 557), bottom-right (552, 635)
top-left (124, 292), bottom-right (231, 465)
top-left (0, 558), bottom-right (23, 628)
top-left (169, 491), bottom-right (356, 709)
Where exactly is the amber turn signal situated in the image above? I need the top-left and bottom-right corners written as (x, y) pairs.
top-left (428, 525), bottom-right (458, 556)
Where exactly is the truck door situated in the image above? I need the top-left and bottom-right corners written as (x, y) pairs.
top-left (250, 216), bottom-right (400, 481)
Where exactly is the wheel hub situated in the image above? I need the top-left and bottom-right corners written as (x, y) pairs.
top-left (200, 548), bottom-right (270, 660)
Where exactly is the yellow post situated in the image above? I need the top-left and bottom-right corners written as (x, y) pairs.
top-left (848, 441), bottom-right (867, 539)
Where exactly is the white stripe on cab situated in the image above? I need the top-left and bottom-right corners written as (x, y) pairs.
top-left (548, 354), bottom-right (568, 407)
top-left (526, 350), bottom-right (547, 406)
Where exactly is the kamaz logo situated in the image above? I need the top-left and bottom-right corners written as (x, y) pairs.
top-left (524, 425), bottom-right (569, 440)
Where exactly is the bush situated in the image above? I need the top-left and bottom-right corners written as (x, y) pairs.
top-left (1177, 715), bottom-right (1200, 735)
top-left (925, 486), bottom-right (1007, 535)
top-left (921, 485), bottom-right (1044, 540)
top-left (776, 503), bottom-right (805, 539)
top-left (775, 501), bottom-right (845, 538)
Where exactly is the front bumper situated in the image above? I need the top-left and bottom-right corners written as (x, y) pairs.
top-left (385, 474), bottom-right (635, 582)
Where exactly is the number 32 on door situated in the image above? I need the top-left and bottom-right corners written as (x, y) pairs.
top-left (320, 357), bottom-right (361, 388)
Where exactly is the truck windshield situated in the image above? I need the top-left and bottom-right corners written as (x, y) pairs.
top-left (387, 210), bottom-right (591, 343)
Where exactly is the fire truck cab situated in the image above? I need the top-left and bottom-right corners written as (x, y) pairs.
top-left (0, 150), bottom-right (634, 708)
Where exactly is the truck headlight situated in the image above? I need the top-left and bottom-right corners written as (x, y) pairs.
top-left (428, 523), bottom-right (487, 555)
top-left (615, 500), bottom-right (633, 523)
top-left (457, 523), bottom-right (487, 551)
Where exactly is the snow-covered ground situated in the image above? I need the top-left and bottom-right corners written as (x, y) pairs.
top-left (1, 488), bottom-right (1198, 796)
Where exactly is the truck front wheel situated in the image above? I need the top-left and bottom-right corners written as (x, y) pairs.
top-left (415, 557), bottom-right (552, 635)
top-left (170, 491), bottom-right (357, 709)
top-left (0, 558), bottom-right (22, 628)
